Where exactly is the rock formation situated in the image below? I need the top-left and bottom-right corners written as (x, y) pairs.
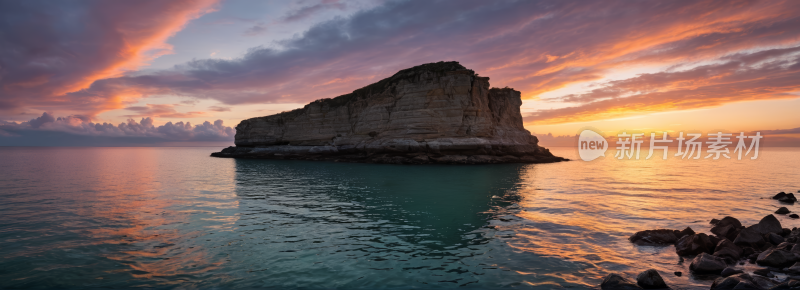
top-left (211, 61), bottom-right (566, 164)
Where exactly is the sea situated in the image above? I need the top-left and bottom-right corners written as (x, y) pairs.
top-left (0, 146), bottom-right (798, 289)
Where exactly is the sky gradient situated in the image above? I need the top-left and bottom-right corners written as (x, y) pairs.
top-left (1, 0), bottom-right (799, 146)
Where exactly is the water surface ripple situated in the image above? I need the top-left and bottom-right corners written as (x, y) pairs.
top-left (0, 147), bottom-right (798, 289)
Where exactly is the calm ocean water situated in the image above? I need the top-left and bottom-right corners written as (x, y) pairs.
top-left (0, 147), bottom-right (798, 289)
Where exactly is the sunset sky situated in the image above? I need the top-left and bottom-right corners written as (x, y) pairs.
top-left (1, 0), bottom-right (799, 146)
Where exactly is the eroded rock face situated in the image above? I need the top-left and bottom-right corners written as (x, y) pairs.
top-left (211, 62), bottom-right (566, 164)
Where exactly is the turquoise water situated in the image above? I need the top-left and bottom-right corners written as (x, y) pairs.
top-left (0, 147), bottom-right (798, 289)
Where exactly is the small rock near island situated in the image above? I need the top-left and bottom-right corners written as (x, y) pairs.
top-left (733, 227), bottom-right (766, 248)
top-left (676, 233), bottom-right (715, 256)
top-left (779, 193), bottom-right (798, 203)
top-left (775, 192), bottom-right (788, 199)
top-left (756, 248), bottom-right (797, 267)
top-left (720, 267), bottom-right (743, 277)
top-left (676, 227), bottom-right (695, 239)
top-left (635, 269), bottom-right (667, 289)
top-left (629, 229), bottom-right (678, 245)
top-left (753, 214), bottom-right (783, 235)
top-left (768, 232), bottom-right (785, 245)
top-left (600, 273), bottom-right (642, 290)
top-left (713, 239), bottom-right (743, 261)
top-left (689, 253), bottom-right (727, 274)
top-left (753, 268), bottom-right (774, 278)
top-left (791, 214), bottom-right (800, 219)
top-left (776, 207), bottom-right (791, 214)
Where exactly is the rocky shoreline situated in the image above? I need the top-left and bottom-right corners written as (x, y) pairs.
top-left (603, 191), bottom-right (800, 290)
top-left (210, 145), bottom-right (567, 164)
top-left (210, 61), bottom-right (566, 164)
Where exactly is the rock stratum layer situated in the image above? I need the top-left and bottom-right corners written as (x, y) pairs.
top-left (211, 61), bottom-right (567, 164)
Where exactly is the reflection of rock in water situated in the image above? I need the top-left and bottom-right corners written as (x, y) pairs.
top-left (233, 159), bottom-right (525, 249)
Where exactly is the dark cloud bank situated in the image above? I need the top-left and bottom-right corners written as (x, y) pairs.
top-left (0, 113), bottom-right (234, 146)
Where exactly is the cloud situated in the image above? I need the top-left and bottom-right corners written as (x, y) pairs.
top-left (4, 0), bottom-right (800, 128)
top-left (0, 113), bottom-right (234, 145)
top-left (208, 106), bottom-right (231, 112)
top-left (525, 47), bottom-right (800, 124)
top-left (243, 22), bottom-right (268, 36)
top-left (281, 0), bottom-right (346, 22)
top-left (0, 0), bottom-right (218, 116)
top-left (124, 104), bottom-right (207, 118)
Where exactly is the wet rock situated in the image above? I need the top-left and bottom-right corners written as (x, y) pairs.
top-left (673, 271), bottom-right (681, 277)
top-left (769, 232), bottom-right (786, 245)
top-left (676, 233), bottom-right (715, 256)
top-left (712, 217), bottom-right (744, 240)
top-left (761, 242), bottom-right (775, 251)
top-left (715, 216), bottom-right (744, 230)
top-left (600, 273), bottom-right (642, 290)
top-left (710, 273), bottom-right (758, 290)
top-left (779, 193), bottom-right (798, 203)
top-left (629, 229), bottom-right (679, 245)
top-left (775, 192), bottom-right (789, 200)
top-left (711, 218), bottom-right (721, 225)
top-left (714, 239), bottom-right (743, 261)
top-left (786, 262), bottom-right (800, 273)
top-left (784, 228), bottom-right (793, 237)
top-left (757, 248), bottom-right (797, 267)
top-left (677, 227), bottom-right (695, 239)
top-left (753, 215), bottom-right (783, 235)
top-left (690, 253), bottom-right (728, 274)
top-left (720, 267), bottom-right (743, 277)
top-left (635, 269), bottom-right (667, 289)
top-left (777, 242), bottom-right (795, 251)
top-left (778, 207), bottom-right (792, 214)
top-left (712, 224), bottom-right (742, 241)
top-left (734, 226), bottom-right (767, 248)
top-left (791, 214), bottom-right (800, 219)
top-left (753, 268), bottom-right (774, 278)
top-left (751, 274), bottom-right (777, 289)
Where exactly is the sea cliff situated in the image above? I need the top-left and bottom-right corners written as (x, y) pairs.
top-left (211, 61), bottom-right (566, 164)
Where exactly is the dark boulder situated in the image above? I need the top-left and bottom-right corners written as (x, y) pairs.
top-left (775, 192), bottom-right (789, 199)
top-left (787, 262), bottom-right (800, 273)
top-left (715, 216), bottom-right (743, 229)
top-left (779, 193), bottom-right (797, 203)
top-left (752, 214), bottom-right (783, 235)
top-left (711, 217), bottom-right (743, 240)
top-left (720, 267), bottom-right (743, 277)
top-left (710, 218), bottom-right (721, 225)
top-left (769, 232), bottom-right (786, 245)
top-left (713, 239), bottom-right (743, 261)
top-left (783, 228), bottom-right (793, 237)
top-left (753, 268), bottom-right (773, 278)
top-left (635, 269), bottom-right (668, 289)
top-left (710, 274), bottom-right (758, 290)
top-left (791, 214), bottom-right (799, 219)
top-left (676, 233), bottom-right (715, 256)
top-left (777, 242), bottom-right (794, 251)
top-left (733, 226), bottom-right (766, 248)
top-left (600, 273), bottom-right (642, 290)
top-left (757, 248), bottom-right (797, 267)
top-left (629, 229), bottom-right (678, 245)
top-left (778, 207), bottom-right (792, 214)
top-left (712, 224), bottom-right (741, 241)
top-left (673, 271), bottom-right (681, 277)
top-left (676, 227), bottom-right (695, 239)
top-left (690, 253), bottom-right (727, 274)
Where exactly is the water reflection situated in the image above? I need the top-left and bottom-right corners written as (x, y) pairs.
top-left (228, 159), bottom-right (542, 288)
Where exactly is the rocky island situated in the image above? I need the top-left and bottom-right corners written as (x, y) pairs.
top-left (211, 61), bottom-right (566, 164)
